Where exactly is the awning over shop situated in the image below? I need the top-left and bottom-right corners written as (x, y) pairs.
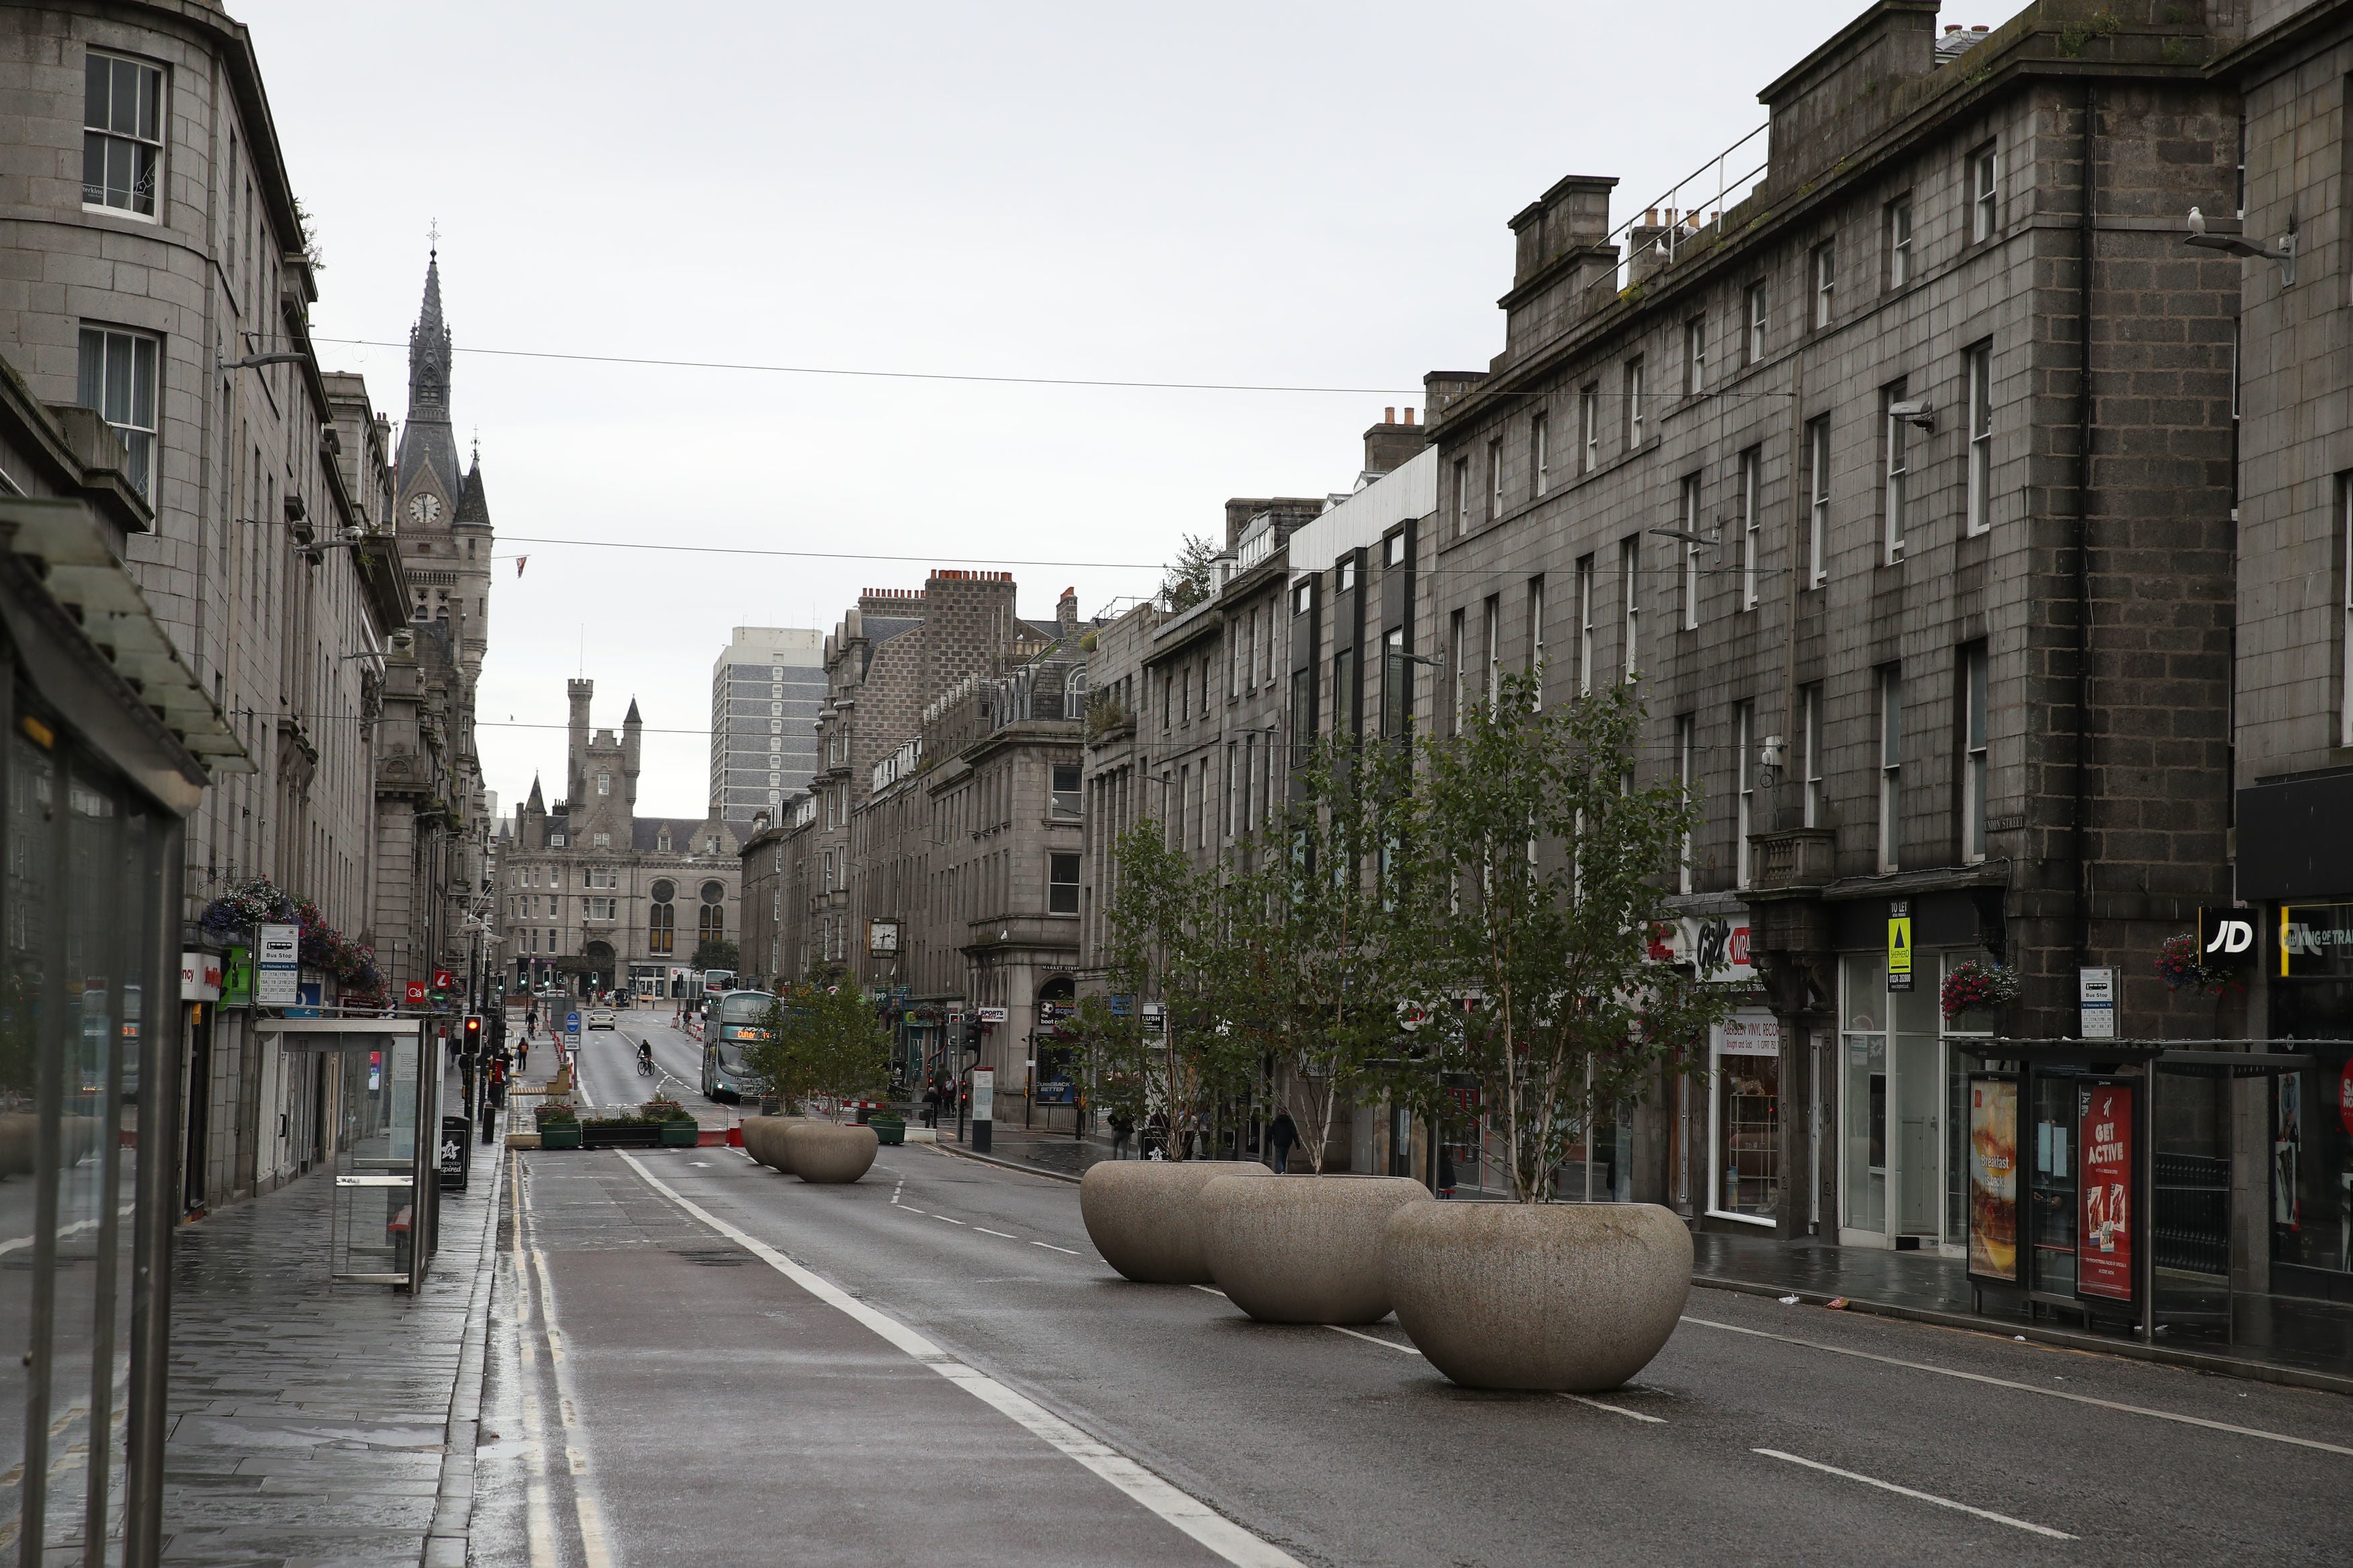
top-left (2, 496), bottom-right (250, 776)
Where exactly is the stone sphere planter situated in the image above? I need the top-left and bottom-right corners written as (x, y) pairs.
top-left (1201, 1173), bottom-right (1432, 1324)
top-left (1385, 1201), bottom-right (1691, 1392)
top-left (782, 1120), bottom-right (878, 1184)
top-left (1079, 1160), bottom-right (1271, 1284)
top-left (740, 1115), bottom-right (799, 1172)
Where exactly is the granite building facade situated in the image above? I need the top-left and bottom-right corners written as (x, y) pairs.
top-left (499, 680), bottom-right (738, 996)
top-left (1419, 0), bottom-right (2243, 1251)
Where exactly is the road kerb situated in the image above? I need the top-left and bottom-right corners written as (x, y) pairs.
top-left (1691, 1274), bottom-right (2353, 1399)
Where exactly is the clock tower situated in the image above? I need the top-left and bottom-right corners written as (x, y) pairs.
top-left (392, 246), bottom-right (492, 690)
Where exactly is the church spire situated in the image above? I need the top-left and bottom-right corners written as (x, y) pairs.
top-left (407, 247), bottom-right (451, 424)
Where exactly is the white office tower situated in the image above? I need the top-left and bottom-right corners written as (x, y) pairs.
top-left (711, 627), bottom-right (826, 824)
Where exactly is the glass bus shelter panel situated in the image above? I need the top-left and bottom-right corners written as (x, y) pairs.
top-left (2153, 1070), bottom-right (2231, 1324)
top-left (2029, 1072), bottom-right (2080, 1297)
top-left (286, 1028), bottom-right (430, 1288)
top-left (1, 735), bottom-right (161, 1561)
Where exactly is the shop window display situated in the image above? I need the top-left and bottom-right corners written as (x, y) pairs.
top-left (1710, 1012), bottom-right (1779, 1220)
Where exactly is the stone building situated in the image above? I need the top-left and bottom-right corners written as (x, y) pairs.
top-left (2210, 0), bottom-right (2353, 1307)
top-left (0, 0), bottom-right (444, 1210)
top-left (1417, 0), bottom-right (2243, 1252)
top-left (857, 641), bottom-right (1092, 1090)
top-left (742, 571), bottom-right (1053, 981)
top-left (1076, 431), bottom-right (1429, 1169)
top-left (498, 680), bottom-right (739, 997)
top-left (710, 625), bottom-right (824, 826)
top-left (738, 575), bottom-right (1092, 1085)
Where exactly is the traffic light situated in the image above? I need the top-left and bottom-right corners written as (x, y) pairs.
top-left (462, 1016), bottom-right (481, 1061)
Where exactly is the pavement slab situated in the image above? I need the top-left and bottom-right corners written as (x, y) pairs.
top-left (159, 1087), bottom-right (503, 1568)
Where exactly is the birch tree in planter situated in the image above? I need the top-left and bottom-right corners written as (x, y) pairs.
top-left (1405, 674), bottom-right (1729, 1202)
top-left (1069, 819), bottom-right (1252, 1159)
top-left (749, 977), bottom-right (890, 1114)
top-left (1228, 737), bottom-right (1423, 1175)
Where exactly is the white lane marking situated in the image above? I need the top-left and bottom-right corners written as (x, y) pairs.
top-left (891, 1178), bottom-right (906, 1207)
top-left (1318, 1327), bottom-right (1665, 1423)
top-left (508, 1157), bottom-right (559, 1568)
top-left (902, 1208), bottom-right (930, 1218)
top-left (1681, 1316), bottom-right (2353, 1456)
top-left (1191, 1285), bottom-right (1227, 1297)
top-left (614, 1153), bottom-right (1303, 1568)
top-left (1753, 1448), bottom-right (2075, 1540)
top-left (934, 1214), bottom-right (966, 1226)
top-left (975, 1228), bottom-right (1016, 1239)
top-left (1031, 1241), bottom-right (1082, 1255)
top-left (518, 1157), bottom-right (619, 1568)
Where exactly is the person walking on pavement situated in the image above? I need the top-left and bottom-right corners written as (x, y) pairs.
top-left (1267, 1110), bottom-right (1300, 1174)
top-left (1109, 1110), bottom-right (1134, 1161)
top-left (920, 1083), bottom-right (941, 1129)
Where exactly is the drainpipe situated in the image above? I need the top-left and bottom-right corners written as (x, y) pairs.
top-left (2073, 81), bottom-right (2097, 969)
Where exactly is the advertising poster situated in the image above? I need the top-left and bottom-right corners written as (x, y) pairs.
top-left (2077, 1081), bottom-right (2135, 1302)
top-left (1966, 1075), bottom-right (2020, 1283)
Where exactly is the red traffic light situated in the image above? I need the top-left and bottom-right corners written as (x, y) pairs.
top-left (463, 1018), bottom-right (482, 1040)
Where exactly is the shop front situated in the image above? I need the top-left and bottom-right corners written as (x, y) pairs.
top-left (1708, 1011), bottom-right (1781, 1225)
top-left (1832, 895), bottom-right (1997, 1254)
top-left (2237, 772), bottom-right (2353, 1304)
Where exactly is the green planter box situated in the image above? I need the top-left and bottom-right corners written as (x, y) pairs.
top-left (539, 1124), bottom-right (582, 1151)
top-left (871, 1118), bottom-right (906, 1147)
top-left (660, 1120), bottom-right (699, 1147)
top-left (581, 1124), bottom-right (663, 1149)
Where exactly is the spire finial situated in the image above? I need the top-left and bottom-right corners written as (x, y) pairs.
top-left (428, 215), bottom-right (440, 254)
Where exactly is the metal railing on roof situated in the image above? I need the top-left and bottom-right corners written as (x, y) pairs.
top-left (1610, 122), bottom-right (1770, 291)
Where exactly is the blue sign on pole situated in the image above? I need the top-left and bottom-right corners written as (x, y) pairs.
top-left (566, 1012), bottom-right (581, 1032)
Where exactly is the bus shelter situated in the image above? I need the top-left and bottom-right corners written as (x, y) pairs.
top-left (254, 1019), bottom-right (439, 1290)
top-left (1953, 1038), bottom-right (2325, 1345)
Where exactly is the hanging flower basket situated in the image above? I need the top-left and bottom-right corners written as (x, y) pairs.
top-left (2155, 934), bottom-right (2238, 997)
top-left (1940, 960), bottom-right (2020, 1021)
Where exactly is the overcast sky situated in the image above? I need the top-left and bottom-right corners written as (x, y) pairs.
top-left (237, 0), bottom-right (1874, 817)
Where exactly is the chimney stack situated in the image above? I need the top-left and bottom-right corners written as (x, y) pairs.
top-left (1363, 408), bottom-right (1426, 477)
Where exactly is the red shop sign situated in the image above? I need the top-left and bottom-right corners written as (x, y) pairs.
top-left (2338, 1058), bottom-right (2353, 1139)
top-left (403, 980), bottom-right (428, 1005)
top-left (2077, 1081), bottom-right (2135, 1303)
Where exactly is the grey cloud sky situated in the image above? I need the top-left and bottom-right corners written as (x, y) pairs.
top-left (233, 0), bottom-right (1883, 816)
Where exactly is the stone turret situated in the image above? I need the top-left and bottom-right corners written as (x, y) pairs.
top-left (623, 696), bottom-right (642, 815)
top-left (567, 678), bottom-right (593, 807)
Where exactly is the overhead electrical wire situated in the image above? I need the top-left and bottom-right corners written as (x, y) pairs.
top-left (309, 337), bottom-right (1425, 396)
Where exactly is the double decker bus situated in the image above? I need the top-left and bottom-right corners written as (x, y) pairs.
top-left (701, 989), bottom-right (773, 1102)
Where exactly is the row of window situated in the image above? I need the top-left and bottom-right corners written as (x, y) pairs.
top-left (1671, 643), bottom-right (1991, 894)
top-left (1458, 338), bottom-right (1999, 580)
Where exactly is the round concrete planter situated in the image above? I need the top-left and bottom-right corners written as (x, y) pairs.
top-left (781, 1120), bottom-right (878, 1184)
top-left (740, 1116), bottom-right (797, 1172)
top-left (1079, 1160), bottom-right (1272, 1284)
top-left (1385, 1202), bottom-right (1690, 1392)
top-left (1201, 1174), bottom-right (1432, 1325)
top-left (0, 1113), bottom-right (35, 1177)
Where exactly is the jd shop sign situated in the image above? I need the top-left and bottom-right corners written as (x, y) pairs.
top-left (2197, 906), bottom-right (2258, 970)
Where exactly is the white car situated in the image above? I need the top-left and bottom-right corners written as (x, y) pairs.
top-left (586, 1007), bottom-right (617, 1030)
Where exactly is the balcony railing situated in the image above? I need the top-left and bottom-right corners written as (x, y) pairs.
top-left (1747, 827), bottom-right (1836, 892)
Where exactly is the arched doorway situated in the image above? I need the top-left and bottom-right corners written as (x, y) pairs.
top-left (584, 940), bottom-right (617, 995)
